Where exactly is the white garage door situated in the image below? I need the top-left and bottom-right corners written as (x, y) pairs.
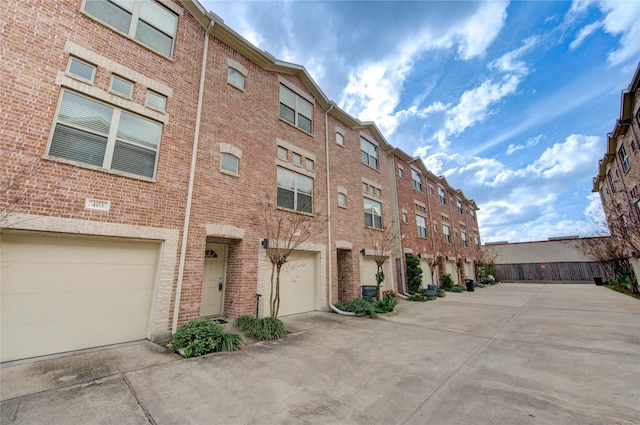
top-left (420, 259), bottom-right (434, 286)
top-left (1, 232), bottom-right (159, 362)
top-left (361, 256), bottom-right (392, 293)
top-left (445, 260), bottom-right (459, 285)
top-left (262, 251), bottom-right (317, 317)
top-left (464, 261), bottom-right (475, 281)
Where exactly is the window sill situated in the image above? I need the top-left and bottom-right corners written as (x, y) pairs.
top-left (276, 206), bottom-right (315, 217)
top-left (361, 162), bottom-right (381, 172)
top-left (220, 169), bottom-right (239, 178)
top-left (364, 225), bottom-right (384, 232)
top-left (278, 117), bottom-right (314, 137)
top-left (42, 155), bottom-right (156, 183)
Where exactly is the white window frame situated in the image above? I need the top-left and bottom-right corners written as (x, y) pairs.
top-left (146, 90), bottom-right (167, 111)
top-left (607, 170), bottom-right (617, 192)
top-left (220, 153), bottom-right (239, 175)
top-left (438, 187), bottom-right (446, 204)
top-left (398, 167), bottom-right (404, 178)
top-left (402, 212), bottom-right (408, 223)
top-left (456, 199), bottom-right (463, 214)
top-left (443, 225), bottom-right (451, 243)
top-left (279, 84), bottom-right (313, 133)
top-left (416, 215), bottom-right (427, 239)
top-left (336, 132), bottom-right (344, 147)
top-left (66, 57), bottom-right (96, 83)
top-left (364, 197), bottom-right (383, 229)
top-left (110, 75), bottom-right (134, 98)
top-left (337, 192), bottom-right (347, 208)
top-left (82, 0), bottom-right (179, 58)
top-left (461, 231), bottom-right (468, 247)
top-left (619, 146), bottom-right (630, 172)
top-left (277, 167), bottom-right (313, 214)
top-left (47, 89), bottom-right (161, 179)
top-left (360, 137), bottom-right (379, 169)
top-left (228, 67), bottom-right (245, 90)
top-left (411, 169), bottom-right (422, 191)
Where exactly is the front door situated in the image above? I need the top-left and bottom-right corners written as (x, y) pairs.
top-left (200, 243), bottom-right (227, 317)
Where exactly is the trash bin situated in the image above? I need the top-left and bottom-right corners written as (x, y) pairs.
top-left (361, 285), bottom-right (378, 300)
top-left (427, 284), bottom-right (437, 292)
top-left (465, 278), bottom-right (474, 292)
top-left (594, 277), bottom-right (604, 286)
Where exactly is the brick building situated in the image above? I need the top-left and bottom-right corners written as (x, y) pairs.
top-left (391, 149), bottom-right (482, 291)
top-left (592, 62), bottom-right (640, 280)
top-left (1, 0), bottom-right (478, 362)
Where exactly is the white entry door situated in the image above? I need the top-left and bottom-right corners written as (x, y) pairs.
top-left (200, 243), bottom-right (227, 317)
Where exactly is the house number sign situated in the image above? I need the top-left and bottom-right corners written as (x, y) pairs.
top-left (85, 198), bottom-right (111, 212)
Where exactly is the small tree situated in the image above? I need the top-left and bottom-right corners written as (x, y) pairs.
top-left (1, 160), bottom-right (39, 228)
top-left (405, 253), bottom-right (423, 294)
top-left (259, 197), bottom-right (324, 319)
top-left (366, 225), bottom-right (396, 300)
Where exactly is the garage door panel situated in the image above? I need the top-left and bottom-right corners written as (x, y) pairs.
top-left (2, 289), bottom-right (152, 327)
top-left (420, 259), bottom-right (434, 285)
top-left (2, 315), bottom-right (150, 361)
top-left (262, 251), bottom-right (316, 317)
top-left (1, 264), bottom-right (156, 294)
top-left (362, 257), bottom-right (392, 292)
top-left (1, 233), bottom-right (158, 362)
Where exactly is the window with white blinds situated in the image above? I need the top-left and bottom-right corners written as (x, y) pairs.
top-left (49, 90), bottom-right (161, 178)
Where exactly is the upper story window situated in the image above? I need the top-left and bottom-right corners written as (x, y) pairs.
top-left (110, 75), bottom-right (134, 98)
top-left (443, 225), bottom-right (451, 243)
top-left (461, 231), bottom-right (468, 247)
top-left (277, 167), bottom-right (313, 213)
top-left (337, 192), bottom-right (347, 208)
top-left (635, 200), bottom-right (640, 219)
top-left (48, 90), bottom-right (161, 179)
top-left (220, 153), bottom-right (239, 175)
top-left (619, 146), bottom-right (630, 172)
top-left (279, 84), bottom-right (313, 133)
top-left (83, 0), bottom-right (178, 58)
top-left (146, 90), bottom-right (167, 111)
top-left (364, 198), bottom-right (383, 229)
top-left (607, 170), bottom-right (616, 192)
top-left (402, 212), bottom-right (408, 223)
top-left (470, 209), bottom-right (475, 219)
top-left (67, 57), bottom-right (96, 83)
top-left (456, 199), bottom-right (463, 214)
top-left (631, 139), bottom-right (638, 154)
top-left (398, 166), bottom-right (404, 178)
top-left (336, 132), bottom-right (344, 147)
top-left (411, 169), bottom-right (422, 191)
top-left (438, 187), bottom-right (446, 204)
top-left (360, 137), bottom-right (378, 169)
top-left (416, 215), bottom-right (427, 239)
top-left (277, 146), bottom-right (288, 160)
top-left (474, 236), bottom-right (479, 250)
top-left (228, 68), bottom-right (245, 90)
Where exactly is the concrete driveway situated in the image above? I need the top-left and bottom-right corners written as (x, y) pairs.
top-left (1, 283), bottom-right (639, 424)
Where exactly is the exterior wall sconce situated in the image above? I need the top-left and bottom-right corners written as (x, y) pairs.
top-left (360, 248), bottom-right (366, 255)
top-left (261, 239), bottom-right (269, 249)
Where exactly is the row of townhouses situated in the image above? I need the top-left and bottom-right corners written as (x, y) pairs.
top-left (0, 0), bottom-right (482, 362)
top-left (592, 62), bottom-right (640, 280)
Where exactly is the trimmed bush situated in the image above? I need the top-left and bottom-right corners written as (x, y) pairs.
top-left (436, 288), bottom-right (446, 297)
top-left (234, 316), bottom-right (287, 341)
top-left (170, 319), bottom-right (243, 358)
top-left (335, 298), bottom-right (378, 318)
top-left (446, 285), bottom-right (466, 293)
top-left (376, 291), bottom-right (397, 313)
top-left (440, 273), bottom-right (454, 290)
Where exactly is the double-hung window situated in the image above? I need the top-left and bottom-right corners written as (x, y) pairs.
top-left (416, 215), bottom-right (427, 238)
top-left (474, 236), bottom-right (479, 250)
top-left (438, 187), bottom-right (446, 204)
top-left (461, 231), bottom-right (468, 247)
top-left (619, 146), bottom-right (630, 172)
top-left (457, 199), bottom-right (463, 214)
top-left (360, 137), bottom-right (378, 169)
top-left (279, 85), bottom-right (313, 133)
top-left (411, 169), bottom-right (422, 191)
top-left (607, 170), bottom-right (616, 192)
top-left (277, 167), bottom-right (313, 213)
top-left (364, 198), bottom-right (383, 229)
top-left (48, 90), bottom-right (161, 178)
top-left (443, 225), bottom-right (451, 243)
top-left (83, 0), bottom-right (178, 58)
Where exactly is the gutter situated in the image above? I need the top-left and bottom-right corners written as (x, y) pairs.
top-left (324, 103), bottom-right (355, 316)
top-left (172, 20), bottom-right (215, 333)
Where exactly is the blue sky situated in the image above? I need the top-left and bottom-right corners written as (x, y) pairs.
top-left (201, 0), bottom-right (640, 242)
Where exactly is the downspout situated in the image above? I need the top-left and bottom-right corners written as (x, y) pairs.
top-left (172, 20), bottom-right (215, 333)
top-left (388, 149), bottom-right (408, 297)
top-left (325, 103), bottom-right (354, 315)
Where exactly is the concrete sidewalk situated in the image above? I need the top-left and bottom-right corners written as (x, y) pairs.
top-left (1, 283), bottom-right (639, 424)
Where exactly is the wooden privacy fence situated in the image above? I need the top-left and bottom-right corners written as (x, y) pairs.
top-left (495, 262), bottom-right (605, 282)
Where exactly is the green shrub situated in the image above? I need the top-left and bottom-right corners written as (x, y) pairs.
top-left (446, 285), bottom-right (466, 293)
top-left (334, 298), bottom-right (378, 318)
top-left (407, 293), bottom-right (428, 302)
top-left (436, 288), bottom-right (446, 297)
top-left (405, 254), bottom-right (423, 294)
top-left (475, 282), bottom-right (486, 288)
top-left (170, 319), bottom-right (243, 358)
top-left (481, 275), bottom-right (496, 285)
top-left (234, 316), bottom-right (287, 341)
top-left (440, 273), bottom-right (454, 290)
top-left (375, 291), bottom-right (396, 313)
top-left (407, 290), bottom-right (436, 302)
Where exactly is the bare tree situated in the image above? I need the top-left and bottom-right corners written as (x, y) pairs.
top-left (259, 197), bottom-right (325, 318)
top-left (1, 160), bottom-right (39, 228)
top-left (365, 224), bottom-right (397, 300)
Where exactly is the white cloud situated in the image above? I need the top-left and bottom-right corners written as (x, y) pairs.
top-left (506, 134), bottom-right (543, 155)
top-left (456, 2), bottom-right (509, 60)
top-left (570, 21), bottom-right (603, 49)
